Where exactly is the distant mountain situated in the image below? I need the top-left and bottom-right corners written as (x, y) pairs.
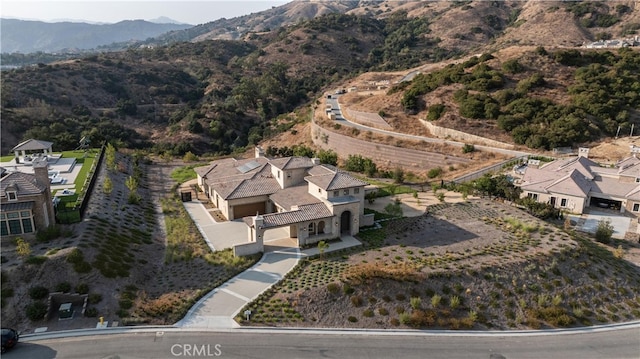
top-left (148, 16), bottom-right (191, 25)
top-left (0, 18), bottom-right (193, 53)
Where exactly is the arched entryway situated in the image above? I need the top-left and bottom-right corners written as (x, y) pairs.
top-left (340, 211), bottom-right (351, 234)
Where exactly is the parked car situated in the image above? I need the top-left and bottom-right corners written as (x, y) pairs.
top-left (1, 328), bottom-right (19, 353)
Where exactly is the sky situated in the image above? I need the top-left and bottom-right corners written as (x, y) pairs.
top-left (1, 0), bottom-right (290, 25)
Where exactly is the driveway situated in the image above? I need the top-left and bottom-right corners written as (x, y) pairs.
top-left (569, 209), bottom-right (637, 239)
top-left (183, 200), bottom-right (294, 251)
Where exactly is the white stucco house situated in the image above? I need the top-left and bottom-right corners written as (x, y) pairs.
top-left (195, 148), bottom-right (374, 255)
top-left (518, 147), bottom-right (640, 215)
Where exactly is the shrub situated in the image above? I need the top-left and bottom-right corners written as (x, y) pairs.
top-left (26, 301), bottom-right (48, 321)
top-left (348, 316), bottom-right (358, 323)
top-left (55, 282), bottom-right (72, 293)
top-left (343, 283), bottom-right (354, 295)
top-left (350, 295), bottom-right (363, 307)
top-left (427, 167), bottom-right (443, 179)
top-left (363, 309), bottom-right (374, 317)
top-left (29, 286), bottom-right (49, 300)
top-left (25, 256), bottom-right (47, 265)
top-left (399, 312), bottom-right (411, 325)
top-left (85, 307), bottom-right (98, 317)
top-left (76, 283), bottom-right (89, 294)
top-left (431, 294), bottom-right (442, 308)
top-left (16, 237), bottom-right (31, 257)
top-left (395, 293), bottom-right (406, 301)
top-left (462, 144), bottom-right (475, 153)
top-left (450, 295), bottom-right (461, 309)
top-left (390, 317), bottom-right (400, 326)
top-left (327, 282), bottom-right (340, 294)
top-left (410, 297), bottom-right (422, 310)
top-left (88, 293), bottom-right (103, 304)
top-left (595, 219), bottom-right (614, 243)
top-left (379, 308), bottom-right (389, 315)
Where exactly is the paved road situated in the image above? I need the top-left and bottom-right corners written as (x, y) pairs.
top-left (327, 95), bottom-right (531, 158)
top-left (13, 324), bottom-right (640, 359)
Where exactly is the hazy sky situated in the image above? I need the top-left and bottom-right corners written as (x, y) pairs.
top-left (1, 1), bottom-right (290, 25)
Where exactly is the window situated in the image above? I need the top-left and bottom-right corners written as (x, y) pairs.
top-left (7, 192), bottom-right (17, 201)
top-left (308, 222), bottom-right (315, 234)
top-left (21, 218), bottom-right (33, 233)
top-left (527, 193), bottom-right (538, 200)
top-left (20, 211), bottom-right (30, 217)
top-left (277, 171), bottom-right (280, 179)
top-left (0, 222), bottom-right (7, 236)
top-left (8, 220), bottom-right (21, 235)
top-left (354, 188), bottom-right (360, 194)
top-left (6, 212), bottom-right (19, 219)
top-left (287, 172), bottom-right (291, 178)
top-left (333, 191), bottom-right (339, 197)
top-left (636, 178), bottom-right (640, 183)
top-left (318, 188), bottom-right (321, 193)
top-left (343, 189), bottom-right (349, 195)
top-left (560, 198), bottom-right (567, 207)
top-left (634, 203), bottom-right (640, 212)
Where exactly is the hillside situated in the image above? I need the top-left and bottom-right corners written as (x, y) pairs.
top-left (2, 0), bottom-right (640, 160)
top-left (0, 19), bottom-right (192, 53)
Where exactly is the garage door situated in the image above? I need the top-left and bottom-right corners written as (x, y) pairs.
top-left (233, 202), bottom-right (266, 219)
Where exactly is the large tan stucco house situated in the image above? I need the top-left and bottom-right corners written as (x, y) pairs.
top-left (518, 148), bottom-right (640, 215)
top-left (195, 148), bottom-right (374, 255)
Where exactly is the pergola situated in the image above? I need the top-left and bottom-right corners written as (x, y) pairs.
top-left (11, 139), bottom-right (54, 164)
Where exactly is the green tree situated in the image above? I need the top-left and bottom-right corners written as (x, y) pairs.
top-left (105, 143), bottom-right (116, 171)
top-left (392, 167), bottom-right (405, 184)
top-left (317, 149), bottom-right (338, 166)
top-left (183, 151), bottom-right (198, 162)
top-left (103, 176), bottom-right (113, 195)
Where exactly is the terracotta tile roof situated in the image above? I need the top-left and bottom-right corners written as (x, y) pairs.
top-left (260, 203), bottom-right (333, 228)
top-left (270, 184), bottom-right (322, 210)
top-left (194, 157), bottom-right (270, 182)
top-left (616, 156), bottom-right (640, 178)
top-left (0, 172), bottom-right (46, 197)
top-left (306, 171), bottom-right (368, 191)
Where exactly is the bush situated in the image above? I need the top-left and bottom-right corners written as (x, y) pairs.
top-left (75, 283), bottom-right (89, 294)
top-left (351, 295), bottom-right (363, 307)
top-left (26, 301), bottom-right (48, 321)
top-left (36, 225), bottom-right (61, 242)
top-left (462, 144), bottom-right (475, 154)
top-left (327, 282), bottom-right (340, 294)
top-left (348, 316), bottom-right (358, 323)
top-left (595, 219), bottom-right (614, 243)
top-left (379, 307), bottom-right (389, 315)
top-left (410, 297), bottom-right (422, 310)
top-left (85, 307), bottom-right (98, 317)
top-left (29, 286), bottom-right (49, 300)
top-left (55, 282), bottom-right (72, 293)
top-left (426, 104), bottom-right (446, 121)
top-left (427, 167), bottom-right (443, 179)
top-left (25, 256), bottom-right (47, 265)
top-left (88, 293), bottom-right (103, 304)
top-left (363, 309), bottom-right (374, 317)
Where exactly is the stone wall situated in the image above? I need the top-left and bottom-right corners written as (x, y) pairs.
top-left (420, 119), bottom-right (515, 149)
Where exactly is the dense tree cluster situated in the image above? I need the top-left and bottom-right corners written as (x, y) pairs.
top-left (398, 48), bottom-right (640, 150)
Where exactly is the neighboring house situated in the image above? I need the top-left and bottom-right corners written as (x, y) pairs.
top-left (195, 147), bottom-right (374, 255)
top-left (518, 148), bottom-right (640, 215)
top-left (0, 158), bottom-right (55, 238)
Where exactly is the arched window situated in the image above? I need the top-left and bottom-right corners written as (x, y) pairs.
top-left (318, 221), bottom-right (325, 234)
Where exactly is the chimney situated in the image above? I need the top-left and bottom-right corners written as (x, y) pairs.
top-left (32, 158), bottom-right (50, 188)
top-left (255, 146), bottom-right (265, 158)
top-left (578, 147), bottom-right (589, 158)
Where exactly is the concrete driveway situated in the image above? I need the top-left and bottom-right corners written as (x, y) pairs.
top-left (569, 209), bottom-right (636, 239)
top-left (183, 200), bottom-right (291, 251)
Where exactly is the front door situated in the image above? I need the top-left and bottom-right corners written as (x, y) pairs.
top-left (341, 211), bottom-right (351, 234)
